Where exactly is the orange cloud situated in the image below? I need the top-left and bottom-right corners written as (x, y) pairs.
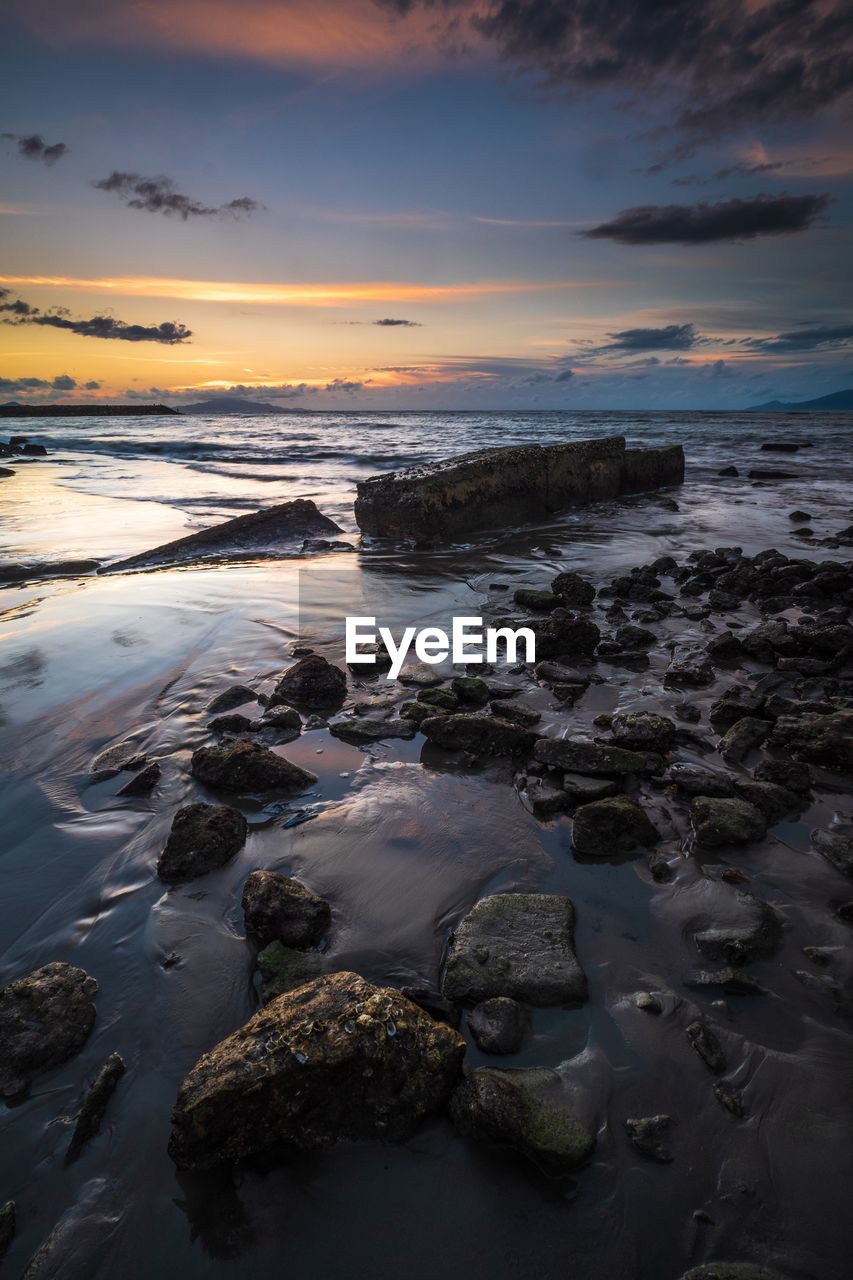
top-left (0, 274), bottom-right (603, 307)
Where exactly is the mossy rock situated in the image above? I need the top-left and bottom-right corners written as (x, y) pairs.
top-left (417, 686), bottom-right (459, 710)
top-left (450, 676), bottom-right (491, 706)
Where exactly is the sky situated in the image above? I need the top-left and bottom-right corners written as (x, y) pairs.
top-left (1, 0), bottom-right (852, 411)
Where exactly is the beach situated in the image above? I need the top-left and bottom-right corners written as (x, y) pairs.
top-left (1, 409), bottom-right (852, 1279)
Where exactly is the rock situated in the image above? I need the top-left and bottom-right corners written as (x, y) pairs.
top-left (635, 992), bottom-right (662, 1013)
top-left (492, 700), bottom-right (541, 726)
top-left (710, 689), bottom-right (766, 729)
top-left (534, 660), bottom-right (590, 691)
top-left (116, 761), bottom-right (161, 796)
top-left (761, 441), bottom-right (803, 452)
top-left (0, 466), bottom-right (15, 478)
top-left (397, 663), bottom-right (443, 687)
top-left (610, 710), bottom-right (676, 753)
top-left (675, 702), bottom-right (701, 723)
top-left (713, 1080), bottom-right (746, 1117)
top-left (733, 780), bottom-right (801, 823)
top-left (793, 968), bottom-right (853, 1016)
top-left (550, 572), bottom-right (595, 606)
top-left (718, 717), bottom-right (771, 762)
top-left (418, 686), bottom-right (459, 710)
top-left (687, 968), bottom-right (766, 994)
top-left (535, 737), bottom-right (661, 776)
top-left (256, 942), bottom-right (323, 1002)
top-left (561, 773), bottom-right (619, 802)
top-left (667, 763), bottom-right (736, 797)
top-left (168, 972), bottom-right (466, 1170)
top-left (399, 700), bottom-right (438, 725)
top-left (611, 624), bottom-right (656, 650)
top-left (718, 466), bottom-right (738, 477)
top-left (450, 675), bottom-right (491, 706)
top-left (788, 510), bottom-right (812, 521)
top-left (686, 1020), bottom-right (726, 1074)
top-left (190, 739), bottom-right (317, 794)
top-left (572, 795), bottom-right (660, 859)
top-left (273, 655), bottom-right (346, 709)
top-left (157, 803), bottom-right (248, 883)
top-left (208, 712), bottom-right (254, 734)
top-left (467, 998), bottom-right (529, 1054)
top-left (103, 499), bottom-right (342, 573)
top-left (0, 963), bottom-right (98, 1098)
top-left (206, 684), bottom-right (257, 714)
top-left (89, 739), bottom-right (146, 781)
top-left (449, 1066), bottom-right (595, 1174)
top-left (767, 710), bottom-right (853, 772)
top-left (329, 716), bottom-right (417, 744)
top-left (752, 758), bottom-right (811, 796)
top-left (690, 796), bottom-right (767, 849)
top-left (514, 588), bottom-right (559, 610)
top-left (0, 1201), bottom-right (14, 1261)
top-left (811, 829), bottom-right (853, 879)
top-left (694, 890), bottom-right (782, 965)
top-left (353, 436), bottom-right (683, 539)
top-left (421, 714), bottom-right (538, 758)
top-left (443, 893), bottom-right (587, 1007)
top-left (529, 613), bottom-right (601, 660)
top-left (256, 705), bottom-right (302, 734)
top-left (677, 1266), bottom-right (785, 1280)
top-left (666, 647), bottom-right (716, 686)
top-left (242, 870), bottom-right (331, 947)
top-left (707, 631), bottom-right (743, 660)
top-left (626, 1114), bottom-right (672, 1161)
top-left (520, 777), bottom-right (571, 818)
top-left (21, 442), bottom-right (47, 455)
top-left (65, 1053), bottom-right (125, 1164)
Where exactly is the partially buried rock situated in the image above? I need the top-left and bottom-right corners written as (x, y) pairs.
top-left (467, 997), bottom-right (529, 1055)
top-left (535, 737), bottom-right (660, 777)
top-left (514, 587), bottom-right (559, 611)
top-left (561, 773), bottom-right (618, 803)
top-left (242, 870), bottom-right (331, 947)
top-left (157, 803), bottom-right (248, 883)
top-left (767, 710), bottom-right (853, 772)
top-left (168, 972), bottom-right (465, 1170)
top-left (421, 713), bottom-right (538, 758)
top-left (191, 739), bottom-right (317, 794)
top-left (693, 890), bottom-right (782, 965)
top-left (686, 1020), bottom-right (726, 1074)
top-left (65, 1053), bottom-right (125, 1164)
top-left (0, 963), bottom-right (98, 1099)
top-left (753, 758), bottom-right (811, 796)
top-left (273, 654), bottom-right (346, 709)
top-left (206, 684), bottom-right (257, 714)
top-left (690, 796), bottom-right (767, 849)
top-left (667, 763), bottom-right (736, 797)
top-left (450, 1066), bottom-right (595, 1174)
top-left (117, 761), bottom-right (161, 796)
top-left (451, 675), bottom-right (491, 706)
top-left (687, 968), bottom-right (765, 995)
top-left (257, 942), bottom-right (322, 1002)
top-left (610, 710), bottom-right (676, 753)
top-left (718, 716), bottom-right (771, 762)
top-left (329, 716), bottom-right (416, 744)
top-left (550, 571), bottom-right (595, 606)
top-left (626, 1114), bottom-right (673, 1161)
top-left (443, 893), bottom-right (587, 1007)
top-left (530, 613), bottom-right (600, 659)
top-left (89, 739), bottom-right (146, 781)
top-left (811, 829), bottom-right (853, 879)
top-left (572, 795), bottom-right (659, 859)
top-left (493, 700), bottom-right (541, 727)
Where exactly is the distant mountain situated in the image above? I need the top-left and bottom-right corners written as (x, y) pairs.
top-left (177, 396), bottom-right (299, 415)
top-left (748, 388), bottom-right (853, 411)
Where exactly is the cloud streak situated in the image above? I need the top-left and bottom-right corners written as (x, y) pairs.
top-left (0, 288), bottom-right (192, 343)
top-left (746, 322), bottom-right (853, 353)
top-left (2, 132), bottom-right (67, 164)
top-left (93, 172), bottom-right (260, 220)
top-left (599, 323), bottom-right (699, 352)
top-left (582, 194), bottom-right (832, 245)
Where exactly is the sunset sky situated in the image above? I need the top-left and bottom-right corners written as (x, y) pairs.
top-left (2, 0), bottom-right (852, 410)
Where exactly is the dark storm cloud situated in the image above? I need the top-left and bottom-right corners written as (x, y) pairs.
top-left (325, 378), bottom-right (366, 392)
top-left (601, 323), bottom-right (698, 351)
top-left (93, 172), bottom-right (260, 220)
top-left (2, 132), bottom-right (68, 164)
top-left (373, 318), bottom-right (422, 326)
top-left (581, 194), bottom-right (832, 245)
top-left (1, 291), bottom-right (192, 343)
top-left (0, 373), bottom-right (77, 392)
top-left (746, 322), bottom-right (853, 352)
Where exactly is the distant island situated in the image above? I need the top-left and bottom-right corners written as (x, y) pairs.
top-left (176, 396), bottom-right (301, 415)
top-left (748, 388), bottom-right (853, 412)
top-left (0, 403), bottom-right (178, 419)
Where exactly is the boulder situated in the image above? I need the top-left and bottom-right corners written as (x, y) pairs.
top-left (417, 687), bottom-right (459, 710)
top-left (626, 1114), bottom-right (672, 1161)
top-left (610, 710), bottom-right (676, 753)
top-left (665, 647), bottom-right (716, 686)
top-left (157, 803), bottom-right (248, 883)
top-left (329, 716), bottom-right (417, 744)
top-left (535, 736), bottom-right (661, 776)
top-left (493, 700), bottom-right (541, 727)
top-left (450, 675), bottom-right (491, 706)
top-left (811, 829), bottom-right (853, 879)
top-left (102, 499), bottom-right (342, 573)
top-left (550, 572), bottom-right (595, 606)
top-left (190, 740), bottom-right (317, 794)
top-left (443, 893), bottom-right (587, 1006)
top-left (561, 773), bottom-right (619, 802)
top-left (450, 1066), bottom-right (595, 1173)
top-left (752, 758), bottom-right (811, 796)
top-left (693, 890), bottom-right (782, 965)
top-left (767, 711), bottom-right (853, 772)
top-left (168, 972), bottom-right (466, 1169)
top-left (528, 613), bottom-right (600, 660)
top-left (733, 780), bottom-right (801, 823)
top-left (467, 998), bottom-right (529, 1055)
top-left (572, 795), bottom-right (660, 858)
top-left (206, 684), bottom-right (257, 714)
top-left (690, 796), bottom-right (767, 849)
top-left (421, 713), bottom-right (538, 758)
top-left (273, 655), bottom-right (346, 709)
top-left (514, 588), bottom-right (559, 610)
top-left (242, 870), bottom-right (331, 946)
top-left (666, 763), bottom-right (737, 797)
top-left (718, 716), bottom-right (771, 762)
top-left (116, 761), bottom-right (161, 796)
top-left (0, 963), bottom-right (98, 1098)
top-left (257, 942), bottom-right (323, 1002)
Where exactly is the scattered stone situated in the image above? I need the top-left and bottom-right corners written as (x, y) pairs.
top-left (273, 655), bottom-right (346, 709)
top-left (551, 571), bottom-right (595, 606)
top-left (450, 1066), bottom-right (595, 1174)
top-left (399, 700), bottom-right (438, 725)
top-left (0, 963), bottom-right (98, 1098)
top-left (191, 739), bottom-right (317, 794)
top-left (810, 828), bottom-right (853, 878)
top-left (666, 647), bottom-right (716, 686)
top-left (713, 1080), bottom-right (746, 1118)
top-left (610, 710), bottom-right (676, 753)
top-left (256, 942), bottom-right (323, 1002)
top-left (793, 969), bottom-right (853, 1016)
top-left (733, 779), bottom-right (801, 823)
top-left (707, 631), bottom-right (743, 660)
top-left (209, 712), bottom-right (254, 734)
top-left (675, 702), bottom-right (701, 723)
top-left (768, 710), bottom-right (853, 772)
top-left (242, 870), bottom-right (331, 948)
top-left (397, 664), bottom-right (444, 687)
top-left (667, 763), bottom-right (736, 797)
top-left (690, 796), bottom-right (767, 849)
top-left (649, 855), bottom-right (673, 882)
top-left (534, 737), bottom-right (660, 777)
top-left (116, 761), bottom-right (161, 796)
top-left (514, 588), bottom-right (559, 610)
top-left (718, 717), bottom-right (771, 762)
top-left (329, 716), bottom-right (417, 745)
top-left (418, 686), bottom-right (459, 710)
top-left (686, 1020), bottom-right (726, 1074)
top-left (493, 700), bottom-right (541, 726)
top-left (422, 713), bottom-right (538, 758)
top-left (802, 946), bottom-right (831, 966)
top-left (635, 992), bottom-right (662, 1014)
top-left (626, 1114), bottom-right (672, 1161)
top-left (467, 998), bottom-right (529, 1054)
top-left (694, 890), bottom-right (782, 965)
top-left (721, 868), bottom-right (751, 886)
top-left (255, 705), bottom-right (302, 733)
top-left (530, 613), bottom-right (601, 659)
top-left (718, 466), bottom-right (738, 477)
top-left (89, 739), bottom-right (146, 781)
top-left (572, 795), bottom-right (660, 859)
top-left (451, 675), bottom-right (491, 706)
top-left (157, 803), bottom-right (248, 883)
top-left (752, 758), bottom-right (811, 796)
top-left (443, 893), bottom-right (587, 1007)
top-left (206, 685), bottom-right (257, 714)
top-left (168, 972), bottom-right (466, 1170)
top-left (65, 1053), bottom-right (125, 1164)
top-left (788, 510), bottom-right (812, 522)
top-left (687, 968), bottom-right (766, 995)
top-left (561, 773), bottom-right (619, 802)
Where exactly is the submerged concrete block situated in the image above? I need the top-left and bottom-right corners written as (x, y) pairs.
top-left (354, 436), bottom-right (684, 539)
